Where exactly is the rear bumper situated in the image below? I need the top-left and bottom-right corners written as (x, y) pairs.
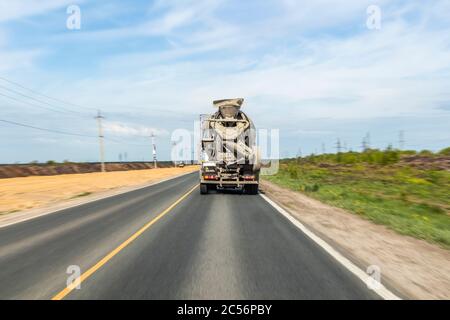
top-left (200, 180), bottom-right (258, 185)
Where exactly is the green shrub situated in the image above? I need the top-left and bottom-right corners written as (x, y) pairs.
top-left (419, 150), bottom-right (433, 156)
top-left (303, 183), bottom-right (320, 192)
top-left (381, 147), bottom-right (400, 165)
top-left (439, 147), bottom-right (450, 156)
top-left (287, 163), bottom-right (299, 179)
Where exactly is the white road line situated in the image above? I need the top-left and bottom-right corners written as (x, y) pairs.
top-left (0, 171), bottom-right (196, 229)
top-left (259, 193), bottom-right (401, 300)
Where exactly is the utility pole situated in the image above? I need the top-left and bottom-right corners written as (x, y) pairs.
top-left (171, 141), bottom-right (177, 166)
top-left (336, 138), bottom-right (342, 153)
top-left (398, 130), bottom-right (405, 150)
top-left (336, 138), bottom-right (342, 162)
top-left (366, 132), bottom-right (371, 149)
top-left (95, 110), bottom-right (106, 172)
top-left (151, 133), bottom-right (157, 168)
top-left (361, 136), bottom-right (367, 152)
top-left (296, 148), bottom-right (302, 164)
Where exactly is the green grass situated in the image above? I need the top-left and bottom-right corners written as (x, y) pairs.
top-left (264, 150), bottom-right (450, 248)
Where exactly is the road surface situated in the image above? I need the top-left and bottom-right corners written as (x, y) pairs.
top-left (0, 172), bottom-right (379, 299)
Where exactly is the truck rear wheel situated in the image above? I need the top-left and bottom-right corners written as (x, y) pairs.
top-left (245, 184), bottom-right (259, 195)
top-left (200, 184), bottom-right (209, 194)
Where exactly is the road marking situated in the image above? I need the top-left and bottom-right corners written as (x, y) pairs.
top-left (0, 170), bottom-right (196, 229)
top-left (259, 193), bottom-right (401, 300)
top-left (51, 184), bottom-right (199, 300)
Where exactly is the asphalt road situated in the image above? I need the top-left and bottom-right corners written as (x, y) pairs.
top-left (0, 172), bottom-right (379, 299)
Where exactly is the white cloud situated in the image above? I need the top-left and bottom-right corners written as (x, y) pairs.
top-left (53, 9), bottom-right (450, 126)
top-left (0, 0), bottom-right (76, 22)
top-left (58, 0), bottom-right (225, 42)
top-left (0, 28), bottom-right (6, 47)
top-left (0, 49), bottom-right (43, 72)
top-left (2, 0), bottom-right (450, 160)
top-left (103, 122), bottom-right (168, 138)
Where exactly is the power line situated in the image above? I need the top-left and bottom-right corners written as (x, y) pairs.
top-left (104, 136), bottom-right (152, 147)
top-left (0, 118), bottom-right (96, 138)
top-left (1, 113), bottom-right (152, 147)
top-left (0, 91), bottom-right (74, 116)
top-left (0, 84), bottom-right (89, 118)
top-left (398, 130), bottom-right (405, 150)
top-left (1, 118), bottom-right (155, 148)
top-left (0, 76), bottom-right (97, 112)
top-left (100, 118), bottom-right (159, 147)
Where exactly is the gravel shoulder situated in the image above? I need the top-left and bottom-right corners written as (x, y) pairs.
top-left (261, 179), bottom-right (450, 300)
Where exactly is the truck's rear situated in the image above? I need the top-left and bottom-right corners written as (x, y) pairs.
top-left (199, 98), bottom-right (260, 194)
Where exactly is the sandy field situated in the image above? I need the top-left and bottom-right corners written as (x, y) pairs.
top-left (0, 166), bottom-right (197, 215)
top-left (261, 180), bottom-right (450, 300)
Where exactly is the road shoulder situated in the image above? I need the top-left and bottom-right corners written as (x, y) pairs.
top-left (260, 179), bottom-right (450, 300)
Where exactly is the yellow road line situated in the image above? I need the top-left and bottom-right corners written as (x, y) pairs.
top-left (52, 184), bottom-right (199, 300)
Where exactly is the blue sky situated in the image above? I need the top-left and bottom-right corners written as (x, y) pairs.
top-left (0, 0), bottom-right (449, 163)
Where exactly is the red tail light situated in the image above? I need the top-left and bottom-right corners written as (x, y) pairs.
top-left (243, 175), bottom-right (255, 181)
top-left (204, 175), bottom-right (218, 180)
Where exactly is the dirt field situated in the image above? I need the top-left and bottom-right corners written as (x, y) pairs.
top-left (261, 180), bottom-right (450, 300)
top-left (0, 166), bottom-right (197, 215)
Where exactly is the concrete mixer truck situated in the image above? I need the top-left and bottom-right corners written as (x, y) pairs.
top-left (199, 98), bottom-right (260, 194)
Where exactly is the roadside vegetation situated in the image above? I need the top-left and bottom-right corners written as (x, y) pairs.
top-left (264, 147), bottom-right (450, 248)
